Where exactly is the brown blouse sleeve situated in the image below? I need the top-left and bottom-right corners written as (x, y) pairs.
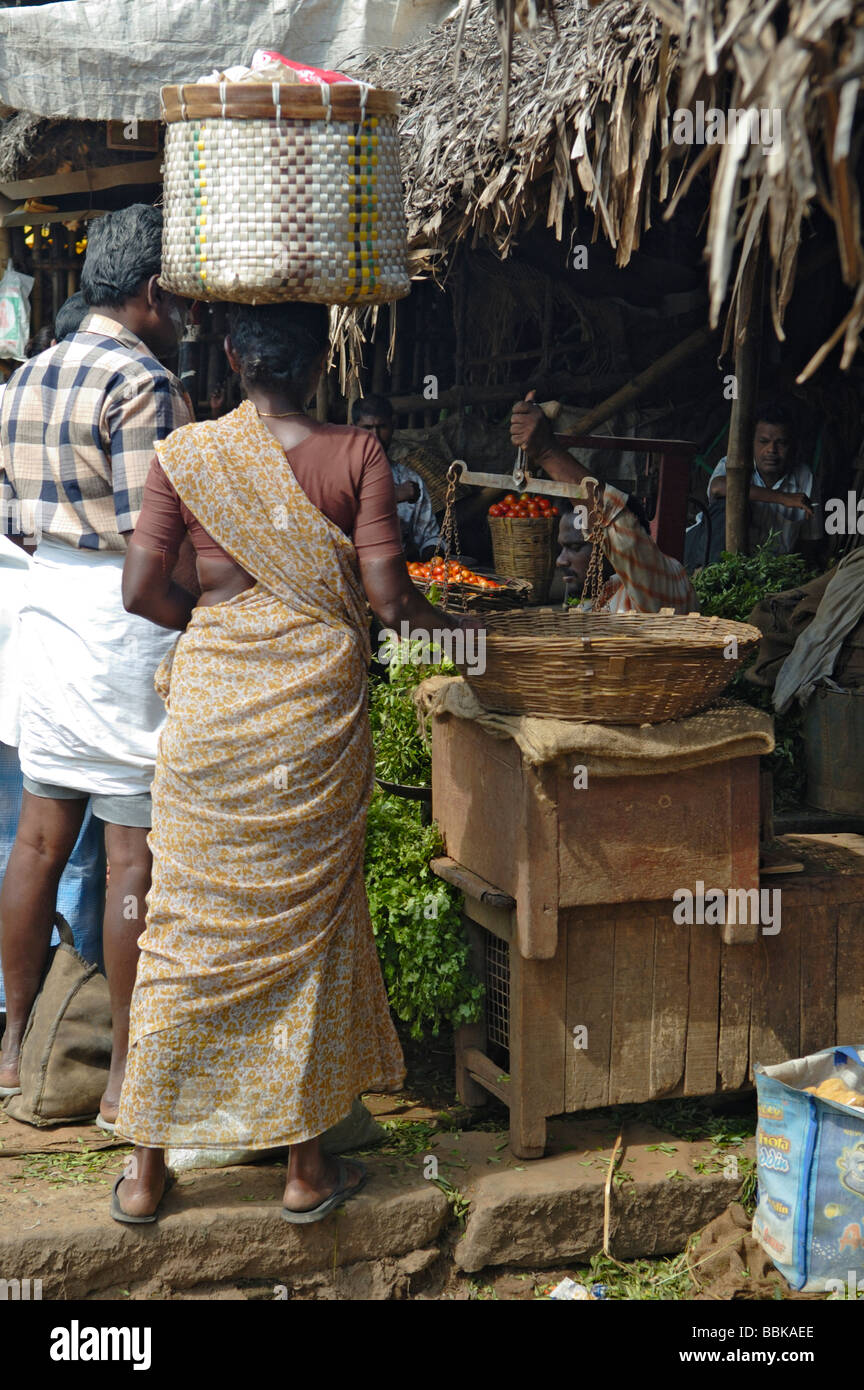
top-left (132, 455), bottom-right (188, 559)
top-left (351, 432), bottom-right (405, 559)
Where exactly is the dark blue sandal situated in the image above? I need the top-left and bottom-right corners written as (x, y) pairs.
top-left (281, 1158), bottom-right (367, 1225)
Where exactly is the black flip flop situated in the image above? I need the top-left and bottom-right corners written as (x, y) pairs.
top-left (110, 1172), bottom-right (174, 1226)
top-left (281, 1158), bottom-right (367, 1225)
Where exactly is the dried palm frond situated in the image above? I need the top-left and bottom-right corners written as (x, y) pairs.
top-left (453, 0), bottom-right (559, 144)
top-left (343, 0), bottom-right (864, 381)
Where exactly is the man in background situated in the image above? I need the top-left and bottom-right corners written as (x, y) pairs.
top-left (0, 292), bottom-right (106, 1047)
top-left (511, 392), bottom-right (696, 614)
top-left (0, 205), bottom-right (192, 1128)
top-left (352, 394), bottom-right (441, 560)
top-left (685, 402), bottom-right (821, 569)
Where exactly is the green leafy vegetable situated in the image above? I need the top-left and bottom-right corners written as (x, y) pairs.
top-left (690, 537), bottom-right (815, 621)
top-left (368, 638), bottom-right (455, 785)
top-left (691, 536), bottom-right (818, 810)
top-left (365, 792), bottom-right (483, 1038)
top-left (365, 642), bottom-right (483, 1038)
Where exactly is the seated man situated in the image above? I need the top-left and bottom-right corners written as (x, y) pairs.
top-left (511, 394), bottom-right (696, 613)
top-left (685, 401), bottom-right (821, 569)
top-left (352, 394), bottom-right (441, 561)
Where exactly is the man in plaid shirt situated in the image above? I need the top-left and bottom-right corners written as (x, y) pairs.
top-left (511, 395), bottom-right (697, 614)
top-left (0, 205), bottom-right (193, 1125)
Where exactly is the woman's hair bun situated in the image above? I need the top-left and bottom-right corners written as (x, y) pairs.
top-left (227, 302), bottom-right (329, 391)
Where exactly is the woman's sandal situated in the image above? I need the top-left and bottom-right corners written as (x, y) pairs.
top-left (280, 1158), bottom-right (367, 1225)
top-left (110, 1172), bottom-right (175, 1226)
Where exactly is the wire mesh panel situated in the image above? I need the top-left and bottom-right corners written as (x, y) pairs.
top-left (484, 930), bottom-right (510, 1059)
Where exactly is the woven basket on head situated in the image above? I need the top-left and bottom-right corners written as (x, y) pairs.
top-left (488, 514), bottom-right (558, 602)
top-left (159, 82), bottom-right (410, 305)
top-left (456, 608), bottom-right (761, 723)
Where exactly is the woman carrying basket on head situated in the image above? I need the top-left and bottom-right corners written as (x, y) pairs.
top-left (112, 302), bottom-right (479, 1223)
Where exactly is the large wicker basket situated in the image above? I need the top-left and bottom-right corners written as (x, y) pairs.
top-left (488, 515), bottom-right (557, 603)
top-left (159, 82), bottom-right (410, 305)
top-left (456, 608), bottom-right (761, 723)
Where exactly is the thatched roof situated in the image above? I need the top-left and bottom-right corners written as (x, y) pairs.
top-left (355, 0), bottom-right (864, 380)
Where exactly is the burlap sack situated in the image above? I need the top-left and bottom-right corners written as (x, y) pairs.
top-left (4, 914), bottom-right (111, 1127)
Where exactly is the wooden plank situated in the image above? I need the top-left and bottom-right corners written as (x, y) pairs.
top-left (564, 914), bottom-right (615, 1110)
top-left (462, 1047), bottom-right (511, 1106)
top-left (608, 918), bottom-right (655, 1104)
top-left (750, 914), bottom-right (802, 1073)
top-left (515, 761), bottom-right (559, 959)
top-left (837, 902), bottom-right (864, 1040)
top-left (717, 940), bottom-right (757, 1090)
top-left (462, 895), bottom-right (514, 941)
top-left (509, 930), bottom-right (567, 1157)
top-left (765, 912), bottom-right (801, 1064)
top-left (429, 856), bottom-right (515, 909)
top-left (0, 158), bottom-right (163, 201)
top-left (649, 916), bottom-right (690, 1097)
top-left (683, 920), bottom-right (721, 1095)
top-left (722, 759), bottom-right (762, 944)
top-left (799, 904), bottom-right (838, 1057)
top-left (557, 758), bottom-right (761, 909)
top-left (431, 718), bottom-right (523, 903)
top-left (454, 920), bottom-right (490, 1108)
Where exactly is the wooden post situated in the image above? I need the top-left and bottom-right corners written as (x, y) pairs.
top-left (371, 321), bottom-right (387, 395)
top-left (30, 228), bottom-right (43, 334)
top-left (315, 368), bottom-right (330, 423)
top-left (725, 249), bottom-right (765, 553)
top-left (454, 254), bottom-right (467, 455)
top-left (0, 227), bottom-right (10, 279)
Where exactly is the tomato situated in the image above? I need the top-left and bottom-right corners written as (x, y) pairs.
top-left (550, 506), bottom-right (559, 517)
top-left (488, 504), bottom-right (502, 517)
top-left (503, 494), bottom-right (517, 505)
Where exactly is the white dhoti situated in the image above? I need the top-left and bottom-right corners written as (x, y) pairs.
top-left (17, 541), bottom-right (177, 796)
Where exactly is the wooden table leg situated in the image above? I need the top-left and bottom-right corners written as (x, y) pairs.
top-left (455, 918), bottom-right (490, 1108)
top-left (508, 934), bottom-right (567, 1159)
top-left (455, 1024), bottom-right (489, 1107)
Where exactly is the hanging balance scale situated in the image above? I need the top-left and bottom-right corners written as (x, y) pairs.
top-left (438, 448), bottom-right (608, 610)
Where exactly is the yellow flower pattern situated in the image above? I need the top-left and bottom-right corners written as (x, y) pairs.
top-left (115, 402), bottom-right (405, 1149)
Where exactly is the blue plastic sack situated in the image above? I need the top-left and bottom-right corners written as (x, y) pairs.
top-left (753, 1046), bottom-right (864, 1292)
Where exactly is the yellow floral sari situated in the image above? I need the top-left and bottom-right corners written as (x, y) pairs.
top-left (115, 401), bottom-right (405, 1149)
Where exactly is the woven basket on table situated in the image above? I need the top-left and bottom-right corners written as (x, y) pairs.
top-left (159, 82), bottom-right (410, 305)
top-left (488, 515), bottom-right (557, 603)
top-left (456, 608), bottom-right (761, 724)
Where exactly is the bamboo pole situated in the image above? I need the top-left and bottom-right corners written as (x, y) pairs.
top-left (315, 369), bottom-right (330, 423)
top-left (725, 250), bottom-right (765, 554)
top-left (389, 373), bottom-right (628, 415)
top-left (567, 325), bottom-right (715, 436)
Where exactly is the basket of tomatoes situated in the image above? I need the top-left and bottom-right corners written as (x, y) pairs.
top-left (487, 493), bottom-right (560, 603)
top-left (406, 557), bottom-right (532, 612)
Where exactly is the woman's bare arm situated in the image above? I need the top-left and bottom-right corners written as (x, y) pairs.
top-left (122, 538), bottom-right (198, 630)
top-left (359, 554), bottom-right (477, 633)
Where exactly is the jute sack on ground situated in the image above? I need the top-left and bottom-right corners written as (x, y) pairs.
top-left (4, 914), bottom-right (110, 1126)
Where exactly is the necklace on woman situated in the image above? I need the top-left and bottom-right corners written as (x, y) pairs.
top-left (255, 407), bottom-right (306, 418)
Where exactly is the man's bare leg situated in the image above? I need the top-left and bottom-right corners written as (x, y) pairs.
top-left (100, 822), bottom-right (151, 1124)
top-left (282, 1136), bottom-right (365, 1211)
top-left (0, 791), bottom-right (86, 1089)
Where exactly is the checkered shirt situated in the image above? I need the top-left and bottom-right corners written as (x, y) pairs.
top-left (0, 313), bottom-right (192, 552)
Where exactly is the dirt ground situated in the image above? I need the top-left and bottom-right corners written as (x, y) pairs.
top-left (0, 1026), bottom-right (825, 1301)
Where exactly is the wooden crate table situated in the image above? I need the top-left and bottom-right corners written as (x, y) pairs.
top-left (430, 716), bottom-right (864, 1158)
